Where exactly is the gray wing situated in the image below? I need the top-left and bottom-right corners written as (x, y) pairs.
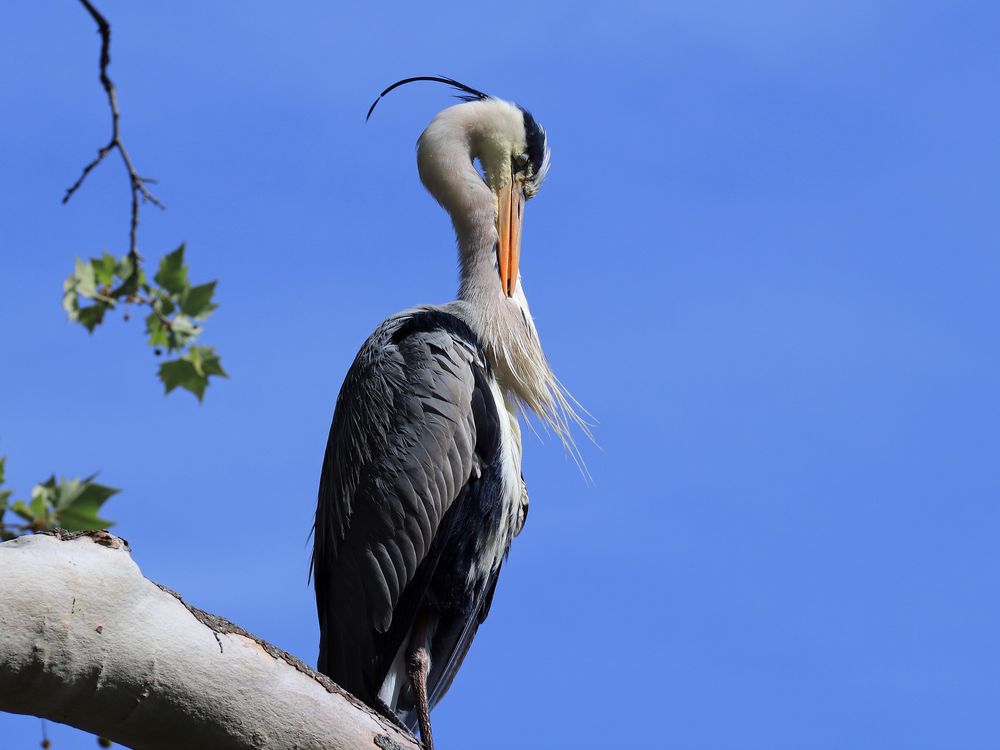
top-left (313, 307), bottom-right (486, 704)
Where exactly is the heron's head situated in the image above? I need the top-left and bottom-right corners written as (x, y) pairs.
top-left (455, 97), bottom-right (550, 201)
top-left (368, 77), bottom-right (551, 298)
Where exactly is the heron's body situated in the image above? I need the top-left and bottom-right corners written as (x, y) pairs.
top-left (313, 84), bottom-right (581, 746)
top-left (314, 304), bottom-right (526, 720)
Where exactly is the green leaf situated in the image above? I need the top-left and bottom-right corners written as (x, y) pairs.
top-left (59, 506), bottom-right (114, 531)
top-left (158, 357), bottom-right (206, 400)
top-left (152, 294), bottom-right (176, 318)
top-left (0, 457), bottom-right (9, 518)
top-left (16, 475), bottom-right (119, 532)
top-left (63, 258), bottom-right (115, 327)
top-left (179, 281), bottom-right (218, 319)
top-left (56, 477), bottom-right (119, 531)
top-left (62, 259), bottom-right (92, 322)
top-left (51, 475), bottom-right (116, 512)
top-left (77, 302), bottom-right (108, 333)
top-left (62, 274), bottom-right (80, 320)
top-left (112, 252), bottom-right (141, 297)
top-left (45, 476), bottom-right (82, 512)
top-left (92, 252), bottom-right (117, 286)
top-left (145, 311), bottom-right (170, 347)
top-left (194, 346), bottom-right (228, 378)
top-left (167, 314), bottom-right (200, 350)
top-left (116, 254), bottom-right (136, 283)
top-left (154, 244), bottom-right (189, 296)
top-left (158, 345), bottom-right (227, 401)
top-left (10, 500), bottom-right (35, 523)
top-left (29, 478), bottom-right (57, 525)
top-left (145, 295), bottom-right (201, 351)
top-left (30, 493), bottom-right (48, 519)
top-left (73, 257), bottom-right (98, 299)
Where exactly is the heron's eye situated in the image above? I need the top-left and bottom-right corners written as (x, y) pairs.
top-left (513, 153), bottom-right (530, 173)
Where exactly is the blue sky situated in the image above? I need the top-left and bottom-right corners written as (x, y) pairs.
top-left (2, 1), bottom-right (998, 748)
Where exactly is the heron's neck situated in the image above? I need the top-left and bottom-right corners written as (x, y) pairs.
top-left (417, 108), bottom-right (583, 450)
top-left (449, 222), bottom-right (581, 455)
top-left (417, 110), bottom-right (538, 390)
top-left (452, 203), bottom-right (544, 405)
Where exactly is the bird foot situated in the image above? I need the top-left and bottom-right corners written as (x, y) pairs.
top-left (407, 646), bottom-right (434, 750)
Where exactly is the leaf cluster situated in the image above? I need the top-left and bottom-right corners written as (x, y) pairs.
top-left (0, 457), bottom-right (119, 541)
top-left (63, 244), bottom-right (227, 400)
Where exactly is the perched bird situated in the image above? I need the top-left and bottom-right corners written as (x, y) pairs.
top-left (312, 77), bottom-right (585, 748)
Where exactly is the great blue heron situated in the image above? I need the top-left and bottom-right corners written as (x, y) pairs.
top-left (313, 77), bottom-right (585, 749)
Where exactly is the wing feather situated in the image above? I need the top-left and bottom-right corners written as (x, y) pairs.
top-left (313, 307), bottom-right (486, 702)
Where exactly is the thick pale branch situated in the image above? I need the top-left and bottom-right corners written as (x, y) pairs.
top-left (0, 531), bottom-right (420, 750)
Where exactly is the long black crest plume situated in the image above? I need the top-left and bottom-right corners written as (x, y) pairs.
top-left (366, 76), bottom-right (489, 122)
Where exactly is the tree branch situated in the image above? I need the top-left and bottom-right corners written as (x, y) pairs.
top-left (63, 0), bottom-right (164, 263)
top-left (0, 531), bottom-right (420, 750)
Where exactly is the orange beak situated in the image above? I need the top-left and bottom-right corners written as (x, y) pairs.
top-left (496, 179), bottom-right (525, 297)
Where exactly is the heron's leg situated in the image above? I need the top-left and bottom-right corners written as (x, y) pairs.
top-left (407, 617), bottom-right (435, 750)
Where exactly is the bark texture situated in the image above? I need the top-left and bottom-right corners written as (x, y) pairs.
top-left (0, 531), bottom-right (420, 750)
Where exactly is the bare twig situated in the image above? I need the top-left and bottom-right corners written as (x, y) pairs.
top-left (63, 0), bottom-right (164, 262)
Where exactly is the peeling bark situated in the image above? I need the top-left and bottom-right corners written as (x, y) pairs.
top-left (0, 531), bottom-right (420, 750)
